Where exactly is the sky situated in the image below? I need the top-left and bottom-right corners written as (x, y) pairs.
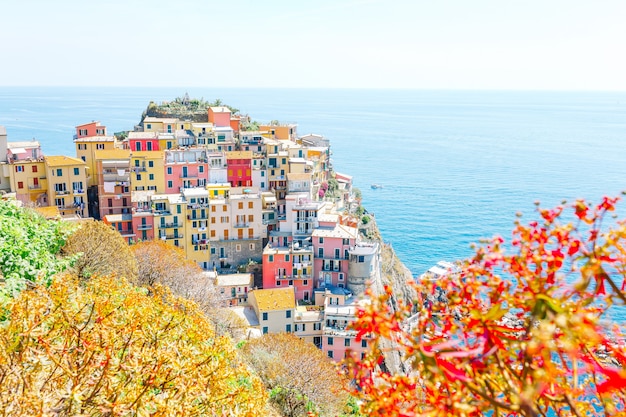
top-left (1, 0), bottom-right (625, 90)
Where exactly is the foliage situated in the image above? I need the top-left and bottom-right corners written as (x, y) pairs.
top-left (347, 196), bottom-right (626, 416)
top-left (0, 200), bottom-right (76, 300)
top-left (355, 206), bottom-right (365, 217)
top-left (61, 221), bottom-right (137, 281)
top-left (0, 274), bottom-right (268, 415)
top-left (131, 240), bottom-right (222, 311)
top-left (143, 95), bottom-right (239, 122)
top-left (361, 215), bottom-right (371, 225)
top-left (241, 333), bottom-right (349, 417)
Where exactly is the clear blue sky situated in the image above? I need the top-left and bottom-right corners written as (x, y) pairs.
top-left (2, 0), bottom-right (625, 90)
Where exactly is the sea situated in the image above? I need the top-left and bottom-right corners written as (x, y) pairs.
top-left (2, 87), bottom-right (626, 278)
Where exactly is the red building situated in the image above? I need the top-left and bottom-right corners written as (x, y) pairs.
top-left (226, 151), bottom-right (252, 187)
top-left (128, 132), bottom-right (160, 152)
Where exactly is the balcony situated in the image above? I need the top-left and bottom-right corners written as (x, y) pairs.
top-left (28, 184), bottom-right (42, 190)
top-left (72, 189), bottom-right (85, 194)
top-left (132, 167), bottom-right (147, 173)
top-left (233, 222), bottom-right (249, 228)
top-left (137, 224), bottom-right (153, 230)
top-left (275, 275), bottom-right (291, 281)
top-left (55, 190), bottom-right (70, 195)
top-left (187, 203), bottom-right (208, 209)
top-left (102, 170), bottom-right (130, 182)
top-left (160, 234), bottom-right (183, 240)
top-left (161, 222), bottom-right (181, 228)
top-left (153, 210), bottom-right (171, 216)
top-left (180, 173), bottom-right (199, 179)
top-left (187, 214), bottom-right (208, 221)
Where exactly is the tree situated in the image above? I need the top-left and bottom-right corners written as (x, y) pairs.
top-left (60, 220), bottom-right (137, 281)
top-left (0, 274), bottom-right (268, 415)
top-left (347, 196), bottom-right (626, 416)
top-left (132, 240), bottom-right (223, 311)
top-left (241, 333), bottom-right (350, 417)
top-left (0, 199), bottom-right (76, 301)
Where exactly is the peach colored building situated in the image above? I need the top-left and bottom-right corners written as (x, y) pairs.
top-left (208, 106), bottom-right (231, 127)
top-left (8, 159), bottom-right (47, 206)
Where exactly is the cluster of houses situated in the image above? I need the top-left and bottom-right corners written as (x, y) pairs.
top-left (0, 105), bottom-right (380, 361)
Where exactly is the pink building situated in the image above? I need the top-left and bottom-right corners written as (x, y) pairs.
top-left (262, 241), bottom-right (314, 302)
top-left (226, 151), bottom-right (252, 187)
top-left (131, 190), bottom-right (155, 241)
top-left (75, 121), bottom-right (106, 139)
top-left (164, 149), bottom-right (209, 193)
top-left (312, 214), bottom-right (358, 288)
top-left (208, 106), bottom-right (232, 127)
top-left (129, 132), bottom-right (160, 152)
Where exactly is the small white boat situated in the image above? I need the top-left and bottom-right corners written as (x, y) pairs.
top-left (371, 183), bottom-right (383, 189)
top-left (419, 261), bottom-right (460, 282)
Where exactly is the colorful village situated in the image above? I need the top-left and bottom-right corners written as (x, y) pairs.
top-left (0, 105), bottom-right (381, 362)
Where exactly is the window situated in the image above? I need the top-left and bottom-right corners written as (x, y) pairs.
top-left (199, 165), bottom-right (204, 173)
top-left (262, 312), bottom-right (268, 321)
top-left (319, 237), bottom-right (324, 244)
top-left (303, 280), bottom-right (308, 286)
top-left (149, 174), bottom-right (154, 180)
top-left (268, 255), bottom-right (274, 262)
top-left (314, 323), bottom-right (321, 331)
top-left (56, 169), bottom-right (63, 176)
top-left (236, 244), bottom-right (241, 252)
top-left (17, 181), bottom-right (23, 189)
top-left (328, 351), bottom-right (333, 359)
top-left (362, 340), bottom-right (367, 348)
top-left (31, 165), bottom-right (37, 173)
top-left (167, 181), bottom-right (173, 188)
top-left (249, 243), bottom-right (255, 250)
top-left (134, 160), bottom-right (140, 167)
top-left (136, 174), bottom-right (141, 180)
top-left (96, 143), bottom-right (105, 150)
top-left (146, 123), bottom-right (151, 129)
top-left (148, 161), bottom-right (154, 168)
top-left (286, 310), bottom-right (291, 319)
top-left (359, 255), bottom-right (365, 263)
top-left (335, 248), bottom-right (340, 259)
top-left (248, 201), bottom-right (253, 209)
top-left (327, 337), bottom-right (334, 345)
top-left (286, 324), bottom-right (291, 332)
top-left (285, 254), bottom-right (290, 262)
top-left (338, 273), bottom-right (344, 281)
top-left (345, 338), bottom-right (351, 347)
top-left (318, 248), bottom-right (323, 258)
top-left (238, 202), bottom-right (243, 209)
top-left (262, 327), bottom-right (268, 334)
top-left (167, 167), bottom-right (172, 175)
top-left (81, 156), bottom-right (86, 161)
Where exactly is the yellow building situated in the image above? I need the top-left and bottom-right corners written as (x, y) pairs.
top-left (44, 156), bottom-right (88, 218)
top-left (259, 122), bottom-right (298, 140)
top-left (152, 193), bottom-right (186, 250)
top-left (74, 135), bottom-right (118, 188)
top-left (8, 159), bottom-right (48, 206)
top-left (249, 287), bottom-right (296, 334)
top-left (142, 117), bottom-right (179, 134)
top-left (131, 151), bottom-right (165, 193)
top-left (207, 182), bottom-right (231, 199)
top-left (182, 188), bottom-right (211, 268)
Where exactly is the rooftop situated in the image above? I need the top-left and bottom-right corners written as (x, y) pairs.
top-left (74, 135), bottom-right (116, 143)
top-left (95, 149), bottom-right (131, 160)
top-left (312, 224), bottom-right (358, 239)
top-left (45, 155), bottom-right (85, 167)
top-left (216, 273), bottom-right (253, 287)
top-left (251, 287), bottom-right (296, 311)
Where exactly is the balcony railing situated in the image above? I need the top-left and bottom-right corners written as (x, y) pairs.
top-left (233, 222), bottom-right (249, 228)
top-left (28, 184), bottom-right (42, 190)
top-left (160, 234), bottom-right (183, 240)
top-left (56, 190), bottom-right (70, 195)
top-left (137, 224), bottom-right (153, 230)
top-left (187, 214), bottom-right (208, 221)
top-left (161, 222), bottom-right (181, 228)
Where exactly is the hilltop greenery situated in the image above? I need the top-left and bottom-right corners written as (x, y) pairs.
top-left (142, 94), bottom-right (240, 122)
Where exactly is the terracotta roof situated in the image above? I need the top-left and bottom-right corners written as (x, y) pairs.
top-left (252, 287), bottom-right (295, 311)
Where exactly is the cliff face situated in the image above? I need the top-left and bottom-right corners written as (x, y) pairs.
top-left (359, 215), bottom-right (417, 375)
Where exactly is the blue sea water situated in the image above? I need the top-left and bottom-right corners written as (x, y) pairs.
top-left (2, 87), bottom-right (626, 278)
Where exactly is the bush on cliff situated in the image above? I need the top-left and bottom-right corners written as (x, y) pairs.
top-left (0, 274), bottom-right (268, 415)
top-left (348, 196), bottom-right (626, 416)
